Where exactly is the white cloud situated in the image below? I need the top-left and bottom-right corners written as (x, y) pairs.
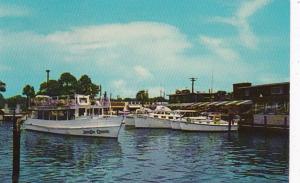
top-left (133, 65), bottom-right (153, 79)
top-left (0, 20), bottom-right (286, 97)
top-left (209, 0), bottom-right (271, 49)
top-left (199, 36), bottom-right (240, 61)
top-left (0, 4), bottom-right (30, 18)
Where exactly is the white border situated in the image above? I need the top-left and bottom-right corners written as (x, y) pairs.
top-left (290, 0), bottom-right (300, 182)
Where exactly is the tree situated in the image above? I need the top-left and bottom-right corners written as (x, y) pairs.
top-left (6, 95), bottom-right (27, 110)
top-left (136, 90), bottom-right (149, 106)
top-left (77, 75), bottom-right (100, 98)
top-left (22, 85), bottom-right (35, 109)
top-left (38, 80), bottom-right (61, 96)
top-left (0, 81), bottom-right (6, 108)
top-left (58, 72), bottom-right (77, 95)
top-left (0, 81), bottom-right (5, 92)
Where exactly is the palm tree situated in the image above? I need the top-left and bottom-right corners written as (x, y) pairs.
top-left (22, 85), bottom-right (35, 109)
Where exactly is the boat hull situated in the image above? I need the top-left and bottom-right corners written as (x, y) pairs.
top-left (23, 117), bottom-right (123, 138)
top-left (170, 121), bottom-right (181, 130)
top-left (180, 122), bottom-right (238, 132)
top-left (135, 116), bottom-right (171, 129)
top-left (125, 116), bottom-right (135, 127)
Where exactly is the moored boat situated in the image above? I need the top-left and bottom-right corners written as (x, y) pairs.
top-left (23, 94), bottom-right (123, 138)
top-left (179, 113), bottom-right (238, 132)
top-left (134, 106), bottom-right (181, 129)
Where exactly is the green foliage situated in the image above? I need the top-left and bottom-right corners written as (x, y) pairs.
top-left (0, 93), bottom-right (5, 108)
top-left (149, 96), bottom-right (167, 103)
top-left (6, 95), bottom-right (27, 109)
top-left (0, 81), bottom-right (6, 92)
top-left (136, 90), bottom-right (149, 106)
top-left (38, 80), bottom-right (61, 96)
top-left (36, 73), bottom-right (100, 97)
top-left (22, 85), bottom-right (35, 97)
top-left (77, 75), bottom-right (100, 98)
top-left (58, 72), bottom-right (77, 95)
top-left (22, 84), bottom-right (35, 109)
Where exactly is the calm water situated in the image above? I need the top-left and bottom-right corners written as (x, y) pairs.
top-left (0, 122), bottom-right (288, 182)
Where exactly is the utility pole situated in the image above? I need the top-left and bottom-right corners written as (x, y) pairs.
top-left (189, 77), bottom-right (197, 93)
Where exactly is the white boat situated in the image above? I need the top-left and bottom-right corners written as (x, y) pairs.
top-left (179, 114), bottom-right (238, 132)
top-left (124, 115), bottom-right (135, 127)
top-left (135, 106), bottom-right (181, 129)
top-left (23, 94), bottom-right (123, 138)
top-left (170, 120), bottom-right (181, 130)
top-left (169, 110), bottom-right (202, 130)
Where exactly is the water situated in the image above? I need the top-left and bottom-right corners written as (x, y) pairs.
top-left (0, 122), bottom-right (289, 182)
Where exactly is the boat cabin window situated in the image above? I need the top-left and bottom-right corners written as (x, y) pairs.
top-left (169, 116), bottom-right (173, 119)
top-left (161, 116), bottom-right (166, 119)
top-left (94, 108), bottom-right (100, 115)
top-left (79, 108), bottom-right (86, 116)
top-left (154, 115), bottom-right (158, 118)
top-left (79, 98), bottom-right (88, 103)
top-left (57, 111), bottom-right (67, 120)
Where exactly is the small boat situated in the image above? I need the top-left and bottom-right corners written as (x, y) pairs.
top-left (23, 94), bottom-right (123, 138)
top-left (170, 110), bottom-right (202, 130)
top-left (179, 113), bottom-right (238, 132)
top-left (135, 106), bottom-right (181, 129)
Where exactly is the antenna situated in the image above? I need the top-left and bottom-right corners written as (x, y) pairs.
top-left (189, 77), bottom-right (197, 93)
top-left (211, 71), bottom-right (214, 94)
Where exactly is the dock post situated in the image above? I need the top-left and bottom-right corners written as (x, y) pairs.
top-left (12, 109), bottom-right (21, 183)
top-left (228, 116), bottom-right (232, 132)
top-left (284, 116), bottom-right (288, 129)
top-left (264, 116), bottom-right (267, 129)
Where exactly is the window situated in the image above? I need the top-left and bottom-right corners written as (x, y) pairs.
top-left (169, 116), bottom-right (173, 119)
top-left (79, 98), bottom-right (88, 103)
top-left (244, 89), bottom-right (250, 97)
top-left (79, 108), bottom-right (85, 116)
top-left (271, 87), bottom-right (283, 94)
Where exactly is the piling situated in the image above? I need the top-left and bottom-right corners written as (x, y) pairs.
top-left (12, 109), bottom-right (21, 183)
top-left (228, 119), bottom-right (231, 132)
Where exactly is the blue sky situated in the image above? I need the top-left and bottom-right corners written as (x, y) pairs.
top-left (0, 0), bottom-right (289, 98)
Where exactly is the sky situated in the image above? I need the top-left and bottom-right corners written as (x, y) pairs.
top-left (0, 0), bottom-right (289, 98)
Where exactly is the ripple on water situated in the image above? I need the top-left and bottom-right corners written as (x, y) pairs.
top-left (0, 123), bottom-right (289, 182)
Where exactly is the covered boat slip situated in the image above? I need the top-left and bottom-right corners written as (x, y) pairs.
top-left (167, 100), bottom-right (253, 110)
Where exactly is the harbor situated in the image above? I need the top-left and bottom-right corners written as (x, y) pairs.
top-left (0, 74), bottom-right (290, 182)
top-left (0, 121), bottom-right (289, 182)
top-left (0, 0), bottom-right (294, 182)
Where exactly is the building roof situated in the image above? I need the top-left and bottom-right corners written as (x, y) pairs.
top-left (238, 82), bottom-right (289, 89)
top-left (192, 100), bottom-right (252, 107)
top-left (166, 103), bottom-right (194, 107)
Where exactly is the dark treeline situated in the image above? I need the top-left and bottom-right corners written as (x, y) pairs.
top-left (0, 72), bottom-right (100, 109)
top-left (0, 74), bottom-right (167, 110)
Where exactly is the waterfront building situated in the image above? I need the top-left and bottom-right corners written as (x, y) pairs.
top-left (233, 82), bottom-right (289, 131)
top-left (233, 82), bottom-right (289, 114)
top-left (168, 89), bottom-right (229, 104)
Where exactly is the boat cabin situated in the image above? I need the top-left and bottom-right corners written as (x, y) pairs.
top-left (29, 94), bottom-right (110, 120)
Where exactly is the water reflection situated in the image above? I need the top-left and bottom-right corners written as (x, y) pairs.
top-left (22, 130), bottom-right (122, 182)
top-left (0, 122), bottom-right (289, 182)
